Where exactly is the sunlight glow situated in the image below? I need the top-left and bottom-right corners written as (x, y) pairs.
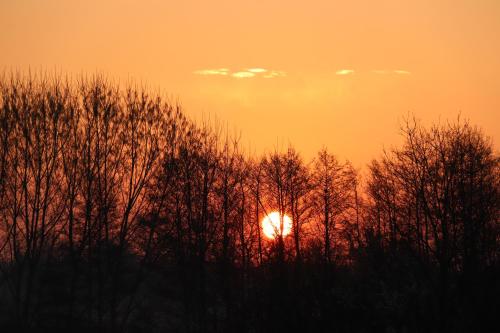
top-left (262, 212), bottom-right (292, 239)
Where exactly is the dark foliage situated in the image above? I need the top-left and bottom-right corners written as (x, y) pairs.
top-left (0, 74), bottom-right (498, 332)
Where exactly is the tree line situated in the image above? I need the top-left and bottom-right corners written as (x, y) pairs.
top-left (0, 74), bottom-right (498, 332)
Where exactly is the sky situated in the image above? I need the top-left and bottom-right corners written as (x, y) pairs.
top-left (1, 0), bottom-right (499, 167)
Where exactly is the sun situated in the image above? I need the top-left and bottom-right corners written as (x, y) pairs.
top-left (262, 211), bottom-right (292, 239)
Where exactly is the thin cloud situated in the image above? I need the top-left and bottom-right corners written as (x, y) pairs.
top-left (247, 68), bottom-right (267, 73)
top-left (263, 70), bottom-right (286, 79)
top-left (336, 69), bottom-right (354, 75)
top-left (371, 69), bottom-right (411, 75)
top-left (194, 67), bottom-right (285, 79)
top-left (232, 71), bottom-right (256, 78)
top-left (193, 68), bottom-right (229, 76)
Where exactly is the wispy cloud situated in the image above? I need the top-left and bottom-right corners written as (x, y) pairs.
top-left (232, 71), bottom-right (256, 78)
top-left (246, 68), bottom-right (267, 73)
top-left (263, 70), bottom-right (286, 79)
top-left (194, 67), bottom-right (285, 79)
top-left (336, 69), bottom-right (354, 75)
top-left (193, 68), bottom-right (229, 76)
top-left (371, 69), bottom-right (411, 75)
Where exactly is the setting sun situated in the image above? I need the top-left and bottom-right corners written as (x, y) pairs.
top-left (262, 212), bottom-right (292, 239)
top-left (1, 1), bottom-right (499, 331)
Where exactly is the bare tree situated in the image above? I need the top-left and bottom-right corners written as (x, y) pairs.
top-left (312, 148), bottom-right (357, 264)
top-left (366, 117), bottom-right (499, 330)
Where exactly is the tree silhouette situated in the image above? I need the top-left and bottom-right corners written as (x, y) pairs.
top-left (0, 74), bottom-right (498, 332)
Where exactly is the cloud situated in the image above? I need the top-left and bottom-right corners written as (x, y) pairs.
top-left (247, 68), bottom-right (267, 73)
top-left (193, 68), bottom-right (229, 76)
top-left (336, 69), bottom-right (354, 75)
top-left (232, 71), bottom-right (256, 78)
top-left (194, 67), bottom-right (285, 79)
top-left (263, 70), bottom-right (286, 79)
top-left (371, 69), bottom-right (411, 75)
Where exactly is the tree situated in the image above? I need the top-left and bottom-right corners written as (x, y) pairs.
top-left (312, 148), bottom-right (357, 264)
top-left (366, 117), bottom-right (500, 330)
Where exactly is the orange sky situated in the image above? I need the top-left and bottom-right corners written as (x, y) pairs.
top-left (1, 0), bottom-right (499, 167)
